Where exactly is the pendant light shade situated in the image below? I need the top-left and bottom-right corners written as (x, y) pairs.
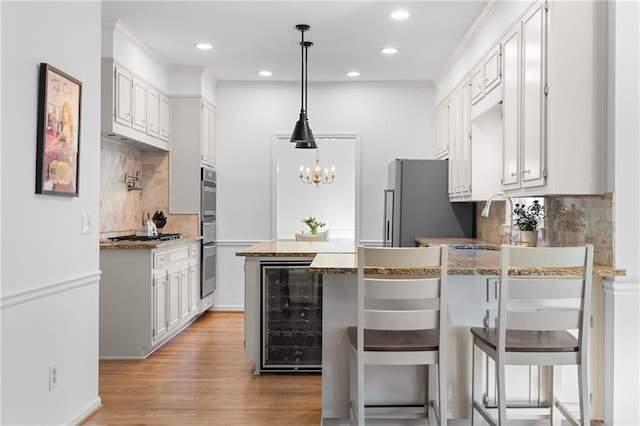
top-left (291, 24), bottom-right (317, 149)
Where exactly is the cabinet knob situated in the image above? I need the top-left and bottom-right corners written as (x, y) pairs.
top-left (510, 171), bottom-right (518, 177)
top-left (521, 169), bottom-right (532, 175)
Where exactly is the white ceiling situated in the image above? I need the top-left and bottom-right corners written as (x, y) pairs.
top-left (102, 1), bottom-right (487, 82)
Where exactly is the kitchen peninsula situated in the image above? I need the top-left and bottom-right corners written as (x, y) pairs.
top-left (237, 240), bottom-right (624, 425)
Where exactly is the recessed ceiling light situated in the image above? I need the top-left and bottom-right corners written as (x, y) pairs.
top-left (380, 47), bottom-right (399, 55)
top-left (346, 71), bottom-right (360, 77)
top-left (194, 42), bottom-right (213, 50)
top-left (390, 10), bottom-right (410, 20)
top-left (259, 70), bottom-right (273, 77)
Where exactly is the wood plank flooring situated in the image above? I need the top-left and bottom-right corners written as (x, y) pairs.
top-left (82, 312), bottom-right (321, 425)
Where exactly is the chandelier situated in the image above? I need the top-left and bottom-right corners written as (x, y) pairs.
top-left (299, 151), bottom-right (335, 188)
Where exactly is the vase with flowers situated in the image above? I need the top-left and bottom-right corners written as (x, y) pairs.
top-left (301, 216), bottom-right (326, 235)
top-left (513, 200), bottom-right (544, 246)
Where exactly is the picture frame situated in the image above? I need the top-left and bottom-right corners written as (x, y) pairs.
top-left (36, 63), bottom-right (82, 196)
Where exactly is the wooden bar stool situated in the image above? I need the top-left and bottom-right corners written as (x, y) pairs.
top-left (348, 245), bottom-right (448, 425)
top-left (470, 244), bottom-right (594, 425)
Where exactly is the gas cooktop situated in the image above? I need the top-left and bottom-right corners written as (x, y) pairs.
top-left (108, 233), bottom-right (183, 242)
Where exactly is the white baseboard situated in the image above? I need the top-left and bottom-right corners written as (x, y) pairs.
top-left (209, 304), bottom-right (244, 312)
top-left (69, 396), bottom-right (102, 425)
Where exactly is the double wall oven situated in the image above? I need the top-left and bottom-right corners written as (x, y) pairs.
top-left (201, 167), bottom-right (217, 304)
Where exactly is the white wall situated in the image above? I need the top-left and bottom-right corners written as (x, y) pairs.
top-left (276, 135), bottom-right (357, 240)
top-left (215, 81), bottom-right (434, 310)
top-left (606, 1), bottom-right (640, 424)
top-left (0, 2), bottom-right (102, 424)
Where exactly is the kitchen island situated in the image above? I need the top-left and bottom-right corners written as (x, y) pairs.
top-left (238, 240), bottom-right (624, 425)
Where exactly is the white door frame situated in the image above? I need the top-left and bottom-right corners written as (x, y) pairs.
top-left (271, 133), bottom-right (361, 243)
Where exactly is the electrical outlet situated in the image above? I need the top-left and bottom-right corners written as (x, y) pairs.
top-left (82, 212), bottom-right (91, 235)
top-left (49, 363), bottom-right (58, 391)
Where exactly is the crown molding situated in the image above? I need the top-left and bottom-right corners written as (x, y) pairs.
top-left (102, 18), bottom-right (171, 70)
top-left (433, 0), bottom-right (501, 85)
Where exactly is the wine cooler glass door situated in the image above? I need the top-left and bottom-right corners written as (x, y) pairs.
top-left (260, 262), bottom-right (322, 373)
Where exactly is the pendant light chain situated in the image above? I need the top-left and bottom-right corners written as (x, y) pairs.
top-left (300, 27), bottom-right (305, 114)
top-left (304, 40), bottom-right (309, 114)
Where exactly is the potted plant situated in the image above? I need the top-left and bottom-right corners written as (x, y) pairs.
top-left (513, 200), bottom-right (544, 246)
top-left (301, 216), bottom-right (326, 235)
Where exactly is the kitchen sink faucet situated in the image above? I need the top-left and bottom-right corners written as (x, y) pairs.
top-left (481, 192), bottom-right (514, 245)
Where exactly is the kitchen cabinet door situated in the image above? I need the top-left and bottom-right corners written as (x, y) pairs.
top-left (132, 76), bottom-right (147, 132)
top-left (458, 82), bottom-right (471, 196)
top-left (189, 261), bottom-right (200, 317)
top-left (447, 92), bottom-right (459, 195)
top-left (520, 2), bottom-right (546, 189)
top-left (146, 85), bottom-right (160, 138)
top-left (448, 80), bottom-right (471, 200)
top-left (159, 92), bottom-right (170, 142)
top-left (114, 66), bottom-right (133, 127)
top-left (501, 2), bottom-right (547, 193)
top-left (483, 45), bottom-right (501, 96)
top-left (501, 24), bottom-right (521, 190)
top-left (435, 102), bottom-right (449, 159)
top-left (167, 268), bottom-right (181, 331)
top-left (153, 271), bottom-right (168, 342)
top-left (200, 100), bottom-right (216, 166)
top-left (470, 64), bottom-right (484, 104)
top-left (179, 265), bottom-right (190, 321)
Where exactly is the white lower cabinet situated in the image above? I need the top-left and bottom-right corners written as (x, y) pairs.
top-left (100, 240), bottom-right (201, 359)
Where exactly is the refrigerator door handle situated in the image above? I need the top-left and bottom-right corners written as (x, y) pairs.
top-left (383, 189), bottom-right (394, 247)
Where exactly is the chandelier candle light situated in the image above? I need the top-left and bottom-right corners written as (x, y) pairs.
top-left (299, 153), bottom-right (336, 188)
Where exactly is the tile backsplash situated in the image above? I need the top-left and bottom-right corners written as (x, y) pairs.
top-left (477, 193), bottom-right (615, 266)
top-left (100, 140), bottom-right (199, 239)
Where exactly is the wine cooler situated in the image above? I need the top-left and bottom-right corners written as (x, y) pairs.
top-left (260, 261), bottom-right (322, 373)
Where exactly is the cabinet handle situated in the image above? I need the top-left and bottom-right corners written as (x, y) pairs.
top-left (510, 171), bottom-right (518, 177)
top-left (521, 169), bottom-right (531, 175)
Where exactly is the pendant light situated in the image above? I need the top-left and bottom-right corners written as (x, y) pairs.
top-left (290, 24), bottom-right (317, 149)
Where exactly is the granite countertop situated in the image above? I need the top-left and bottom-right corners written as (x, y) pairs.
top-left (236, 241), bottom-right (356, 257)
top-left (100, 235), bottom-right (202, 250)
top-left (309, 238), bottom-right (625, 277)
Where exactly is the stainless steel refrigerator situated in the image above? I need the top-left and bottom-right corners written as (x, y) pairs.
top-left (383, 159), bottom-right (475, 247)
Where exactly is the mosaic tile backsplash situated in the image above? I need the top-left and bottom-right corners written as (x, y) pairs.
top-left (100, 140), bottom-right (199, 239)
top-left (476, 193), bottom-right (615, 266)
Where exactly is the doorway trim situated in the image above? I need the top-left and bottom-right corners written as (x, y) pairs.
top-left (271, 133), bottom-right (361, 243)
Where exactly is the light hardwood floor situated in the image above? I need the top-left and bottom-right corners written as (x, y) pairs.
top-left (82, 311), bottom-right (321, 425)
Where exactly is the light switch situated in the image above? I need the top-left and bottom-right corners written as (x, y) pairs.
top-left (82, 212), bottom-right (92, 235)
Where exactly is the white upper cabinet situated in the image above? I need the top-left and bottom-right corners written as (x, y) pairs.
top-left (146, 85), bottom-right (160, 138)
top-left (435, 102), bottom-right (449, 159)
top-left (159, 93), bottom-right (170, 142)
top-left (114, 66), bottom-right (133, 127)
top-left (500, 0), bottom-right (606, 196)
top-left (501, 2), bottom-right (547, 192)
top-left (101, 59), bottom-right (171, 151)
top-left (471, 45), bottom-right (502, 106)
top-left (200, 100), bottom-right (216, 167)
top-left (501, 23), bottom-right (523, 190)
top-left (132, 76), bottom-right (147, 132)
top-left (448, 80), bottom-right (471, 200)
top-left (483, 45), bottom-right (501, 96)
